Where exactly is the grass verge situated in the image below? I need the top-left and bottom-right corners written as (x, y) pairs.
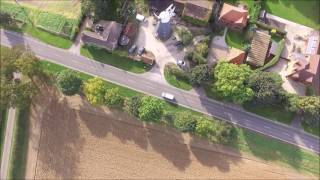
top-left (243, 103), bottom-right (295, 124)
top-left (0, 109), bottom-right (9, 162)
top-left (164, 70), bottom-right (192, 91)
top-left (80, 45), bottom-right (152, 74)
top-left (40, 60), bottom-right (319, 176)
top-left (8, 106), bottom-right (30, 179)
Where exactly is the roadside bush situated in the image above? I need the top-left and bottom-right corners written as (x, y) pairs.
top-left (57, 70), bottom-right (83, 96)
top-left (104, 87), bottom-right (124, 107)
top-left (124, 96), bottom-right (142, 117)
top-left (195, 117), bottom-right (215, 138)
top-left (138, 96), bottom-right (165, 122)
top-left (0, 12), bottom-right (13, 25)
top-left (190, 64), bottom-right (211, 85)
top-left (173, 112), bottom-right (197, 132)
top-left (165, 63), bottom-right (190, 82)
top-left (177, 27), bottom-right (193, 46)
top-left (84, 77), bottom-right (107, 105)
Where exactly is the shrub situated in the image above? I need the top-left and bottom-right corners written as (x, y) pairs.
top-left (57, 70), bottom-right (83, 96)
top-left (124, 96), bottom-right (142, 117)
top-left (84, 77), bottom-right (107, 105)
top-left (165, 63), bottom-right (190, 82)
top-left (177, 27), bottom-right (193, 46)
top-left (195, 41), bottom-right (209, 58)
top-left (138, 96), bottom-right (165, 122)
top-left (173, 112), bottom-right (197, 132)
top-left (104, 87), bottom-right (124, 107)
top-left (190, 64), bottom-right (211, 85)
top-left (195, 117), bottom-right (215, 138)
top-left (255, 21), bottom-right (287, 36)
top-left (192, 52), bottom-right (207, 64)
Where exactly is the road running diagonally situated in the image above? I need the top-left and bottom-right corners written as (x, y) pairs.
top-left (0, 29), bottom-right (319, 154)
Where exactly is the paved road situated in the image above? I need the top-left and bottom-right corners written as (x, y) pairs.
top-left (0, 108), bottom-right (16, 179)
top-left (1, 29), bottom-right (319, 154)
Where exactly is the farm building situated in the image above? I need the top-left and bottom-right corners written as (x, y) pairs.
top-left (246, 31), bottom-right (271, 67)
top-left (82, 20), bottom-right (123, 51)
top-left (174, 0), bottom-right (215, 26)
top-left (218, 3), bottom-right (249, 30)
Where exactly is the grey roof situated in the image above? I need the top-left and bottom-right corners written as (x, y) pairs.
top-left (82, 20), bottom-right (122, 51)
top-left (157, 22), bottom-right (172, 40)
top-left (247, 31), bottom-right (271, 67)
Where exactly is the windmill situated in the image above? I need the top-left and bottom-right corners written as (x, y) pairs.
top-left (154, 4), bottom-right (175, 40)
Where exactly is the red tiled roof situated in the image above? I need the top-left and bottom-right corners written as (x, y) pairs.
top-left (219, 3), bottom-right (248, 26)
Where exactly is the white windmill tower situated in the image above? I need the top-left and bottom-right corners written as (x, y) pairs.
top-left (154, 4), bottom-right (175, 40)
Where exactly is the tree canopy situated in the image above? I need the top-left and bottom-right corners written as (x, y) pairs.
top-left (173, 112), bottom-right (197, 132)
top-left (190, 64), bottom-right (210, 85)
top-left (57, 70), bottom-right (83, 96)
top-left (138, 96), bottom-right (164, 122)
top-left (84, 77), bottom-right (107, 105)
top-left (214, 62), bottom-right (254, 104)
top-left (104, 87), bottom-right (123, 107)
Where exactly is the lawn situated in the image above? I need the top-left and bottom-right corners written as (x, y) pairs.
top-left (263, 0), bottom-right (320, 30)
top-left (225, 29), bottom-right (247, 50)
top-left (80, 45), bottom-right (152, 74)
top-left (0, 109), bottom-right (9, 162)
top-left (39, 60), bottom-right (319, 176)
top-left (8, 106), bottom-right (30, 179)
top-left (164, 70), bottom-right (193, 91)
top-left (243, 103), bottom-right (295, 124)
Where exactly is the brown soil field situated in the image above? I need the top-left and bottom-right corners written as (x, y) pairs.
top-left (25, 86), bottom-right (314, 179)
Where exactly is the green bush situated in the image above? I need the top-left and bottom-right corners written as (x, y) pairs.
top-left (182, 15), bottom-right (209, 26)
top-left (165, 63), bottom-right (190, 82)
top-left (190, 64), bottom-right (211, 85)
top-left (195, 41), bottom-right (209, 58)
top-left (56, 70), bottom-right (83, 96)
top-left (104, 87), bottom-right (124, 107)
top-left (138, 96), bottom-right (165, 122)
top-left (173, 112), bottom-right (197, 132)
top-left (195, 117), bottom-right (215, 138)
top-left (255, 21), bottom-right (287, 36)
top-left (258, 39), bottom-right (285, 71)
top-left (177, 28), bottom-right (193, 46)
top-left (192, 52), bottom-right (207, 64)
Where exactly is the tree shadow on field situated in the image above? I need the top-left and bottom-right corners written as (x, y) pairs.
top-left (36, 87), bottom-right (84, 179)
top-left (189, 133), bottom-right (241, 172)
top-left (77, 97), bottom-right (192, 171)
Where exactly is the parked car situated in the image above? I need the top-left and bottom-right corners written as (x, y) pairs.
top-left (162, 92), bottom-right (175, 101)
top-left (137, 47), bottom-right (145, 56)
top-left (177, 60), bottom-right (185, 67)
top-left (174, 41), bottom-right (183, 46)
top-left (128, 44), bottom-right (137, 54)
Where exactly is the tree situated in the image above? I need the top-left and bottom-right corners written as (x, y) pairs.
top-left (0, 12), bottom-right (13, 25)
top-left (177, 28), bottom-right (193, 46)
top-left (190, 64), bottom-right (210, 85)
top-left (15, 51), bottom-right (41, 78)
top-left (214, 62), bottom-right (254, 104)
top-left (173, 112), bottom-right (197, 132)
top-left (57, 70), bottom-right (83, 96)
top-left (297, 96), bottom-right (320, 125)
top-left (195, 117), bottom-right (215, 138)
top-left (247, 71), bottom-right (283, 104)
top-left (84, 77), bottom-right (107, 105)
top-left (104, 87), bottom-right (123, 107)
top-left (81, 0), bottom-right (125, 21)
top-left (138, 96), bottom-right (164, 122)
top-left (124, 96), bottom-right (142, 117)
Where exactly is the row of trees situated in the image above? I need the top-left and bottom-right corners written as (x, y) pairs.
top-left (0, 46), bottom-right (41, 110)
top-left (212, 62), bottom-right (320, 125)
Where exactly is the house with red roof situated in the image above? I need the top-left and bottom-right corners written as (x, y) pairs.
top-left (218, 3), bottom-right (249, 30)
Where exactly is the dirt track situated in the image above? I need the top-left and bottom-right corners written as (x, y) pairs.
top-left (25, 87), bottom-right (314, 179)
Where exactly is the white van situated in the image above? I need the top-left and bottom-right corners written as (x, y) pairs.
top-left (161, 92), bottom-right (175, 101)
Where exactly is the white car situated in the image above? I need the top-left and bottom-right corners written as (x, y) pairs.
top-left (161, 92), bottom-right (175, 101)
top-left (177, 60), bottom-right (185, 67)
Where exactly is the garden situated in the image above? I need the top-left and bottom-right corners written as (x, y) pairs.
top-left (0, 1), bottom-right (82, 48)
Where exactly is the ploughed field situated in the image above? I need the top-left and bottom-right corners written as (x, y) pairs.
top-left (25, 87), bottom-right (314, 179)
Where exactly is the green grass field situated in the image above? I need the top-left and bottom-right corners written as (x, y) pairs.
top-left (39, 60), bottom-right (319, 176)
top-left (263, 0), bottom-right (320, 29)
top-left (0, 109), bottom-right (9, 162)
top-left (80, 45), bottom-right (152, 74)
top-left (243, 103), bottom-right (295, 124)
top-left (8, 107), bottom-right (30, 179)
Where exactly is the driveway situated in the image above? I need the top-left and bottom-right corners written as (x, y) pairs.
top-left (135, 17), bottom-right (185, 84)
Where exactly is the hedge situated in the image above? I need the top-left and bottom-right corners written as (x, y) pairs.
top-left (255, 21), bottom-right (287, 36)
top-left (182, 15), bottom-right (209, 26)
top-left (257, 39), bottom-right (285, 71)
